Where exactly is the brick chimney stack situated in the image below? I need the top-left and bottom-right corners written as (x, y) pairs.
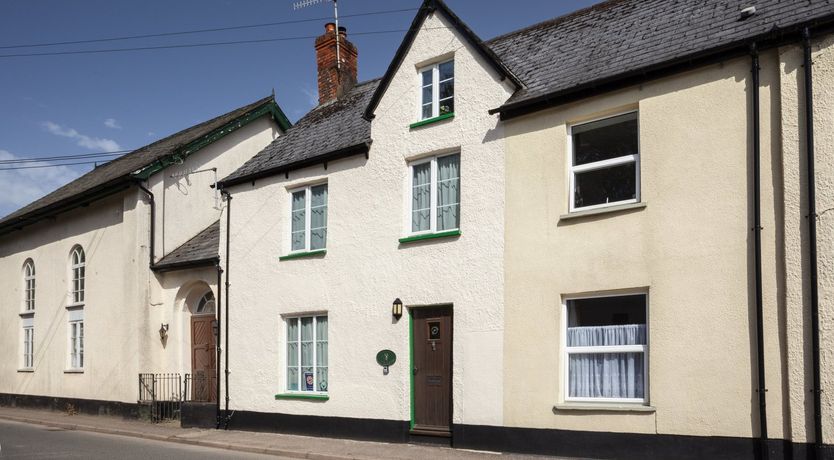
top-left (315, 23), bottom-right (358, 105)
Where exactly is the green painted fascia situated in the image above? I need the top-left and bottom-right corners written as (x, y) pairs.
top-left (398, 229), bottom-right (461, 244)
top-left (279, 249), bottom-right (326, 261)
top-left (409, 112), bottom-right (455, 129)
top-left (274, 393), bottom-right (329, 401)
top-left (409, 311), bottom-right (415, 430)
top-left (131, 101), bottom-right (291, 181)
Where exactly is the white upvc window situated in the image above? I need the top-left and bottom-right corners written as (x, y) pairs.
top-left (68, 313), bottom-right (84, 370)
top-left (22, 317), bottom-right (34, 369)
top-left (563, 292), bottom-right (648, 404)
top-left (568, 111), bottom-right (640, 212)
top-left (286, 315), bottom-right (328, 393)
top-left (289, 184), bottom-right (328, 253)
top-left (23, 259), bottom-right (35, 312)
top-left (409, 153), bottom-right (460, 235)
top-left (419, 59), bottom-right (454, 120)
top-left (69, 246), bottom-right (85, 305)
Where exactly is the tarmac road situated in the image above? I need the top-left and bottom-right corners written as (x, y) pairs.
top-left (0, 418), bottom-right (286, 459)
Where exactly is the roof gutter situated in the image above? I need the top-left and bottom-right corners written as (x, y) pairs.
top-left (490, 15), bottom-right (834, 121)
top-left (217, 141), bottom-right (371, 189)
top-left (150, 257), bottom-right (219, 273)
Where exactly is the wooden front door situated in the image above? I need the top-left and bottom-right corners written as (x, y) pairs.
top-left (411, 306), bottom-right (453, 436)
top-left (190, 315), bottom-right (216, 402)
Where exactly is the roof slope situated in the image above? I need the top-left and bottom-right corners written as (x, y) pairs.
top-left (0, 96), bottom-right (287, 234)
top-left (220, 79), bottom-right (379, 187)
top-left (487, 0), bottom-right (834, 115)
top-left (152, 220), bottom-right (220, 272)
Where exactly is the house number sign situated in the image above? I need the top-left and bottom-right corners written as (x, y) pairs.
top-left (376, 349), bottom-right (396, 375)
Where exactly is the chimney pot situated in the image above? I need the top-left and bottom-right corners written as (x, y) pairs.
top-left (324, 22), bottom-right (336, 33)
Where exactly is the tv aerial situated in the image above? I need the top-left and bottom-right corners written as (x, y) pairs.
top-left (293, 0), bottom-right (342, 70)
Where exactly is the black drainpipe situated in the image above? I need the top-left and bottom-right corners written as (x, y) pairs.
top-left (802, 27), bottom-right (823, 457)
top-left (136, 183), bottom-right (156, 267)
top-left (750, 42), bottom-right (769, 460)
top-left (221, 190), bottom-right (232, 429)
top-left (215, 263), bottom-right (223, 428)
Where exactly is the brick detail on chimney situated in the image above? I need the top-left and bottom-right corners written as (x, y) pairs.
top-left (315, 23), bottom-right (358, 105)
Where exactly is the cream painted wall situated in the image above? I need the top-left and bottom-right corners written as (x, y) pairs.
top-left (222, 10), bottom-right (513, 426)
top-left (502, 51), bottom-right (792, 438)
top-left (780, 33), bottom-right (834, 445)
top-left (0, 193), bottom-right (142, 403)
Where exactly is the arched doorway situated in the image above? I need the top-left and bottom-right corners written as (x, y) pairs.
top-left (190, 290), bottom-right (216, 402)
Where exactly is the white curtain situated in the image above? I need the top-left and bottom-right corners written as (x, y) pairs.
top-left (315, 316), bottom-right (328, 391)
top-left (287, 318), bottom-right (299, 390)
top-left (567, 324), bottom-right (645, 399)
top-left (437, 155), bottom-right (460, 231)
top-left (291, 191), bottom-right (306, 251)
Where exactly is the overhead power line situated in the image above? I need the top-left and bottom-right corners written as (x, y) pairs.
top-left (0, 28), bottom-right (421, 58)
top-left (0, 159), bottom-right (107, 171)
top-left (0, 7), bottom-right (417, 50)
top-left (0, 150), bottom-right (130, 165)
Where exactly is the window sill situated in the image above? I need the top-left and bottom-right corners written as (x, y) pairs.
top-left (399, 229), bottom-right (461, 244)
top-left (17, 368), bottom-right (34, 373)
top-left (560, 202), bottom-right (646, 221)
top-left (274, 393), bottom-right (329, 401)
top-left (553, 403), bottom-right (655, 413)
top-left (409, 112), bottom-right (455, 129)
top-left (64, 369), bottom-right (84, 374)
top-left (66, 303), bottom-right (85, 309)
top-left (19, 311), bottom-right (34, 317)
top-left (279, 249), bottom-right (327, 261)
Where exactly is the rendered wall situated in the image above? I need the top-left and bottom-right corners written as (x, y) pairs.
top-left (502, 50), bottom-right (790, 439)
top-left (780, 34), bottom-right (834, 446)
top-left (222, 10), bottom-right (514, 426)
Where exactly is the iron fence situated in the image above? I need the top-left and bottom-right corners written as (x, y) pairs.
top-left (184, 371), bottom-right (218, 403)
top-left (138, 372), bottom-right (217, 422)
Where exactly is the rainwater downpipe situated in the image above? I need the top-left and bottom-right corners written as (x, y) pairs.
top-left (136, 183), bottom-right (156, 267)
top-left (750, 42), bottom-right (770, 460)
top-left (215, 263), bottom-right (223, 428)
top-left (222, 190), bottom-right (232, 428)
top-left (802, 27), bottom-right (824, 457)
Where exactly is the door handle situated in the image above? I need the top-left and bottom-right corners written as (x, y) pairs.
top-left (413, 367), bottom-right (418, 375)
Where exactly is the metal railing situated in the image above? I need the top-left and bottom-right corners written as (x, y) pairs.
top-left (184, 371), bottom-right (217, 403)
top-left (138, 372), bottom-right (217, 422)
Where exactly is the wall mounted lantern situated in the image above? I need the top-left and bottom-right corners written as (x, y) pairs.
top-left (159, 323), bottom-right (169, 341)
top-left (392, 298), bottom-right (403, 320)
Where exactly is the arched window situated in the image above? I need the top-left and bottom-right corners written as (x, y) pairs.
top-left (23, 259), bottom-right (35, 311)
top-left (70, 246), bottom-right (85, 305)
top-left (196, 291), bottom-right (215, 314)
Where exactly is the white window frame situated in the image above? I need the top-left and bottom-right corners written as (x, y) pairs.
top-left (287, 183), bottom-right (327, 254)
top-left (567, 110), bottom-right (640, 213)
top-left (407, 153), bottom-right (460, 236)
top-left (23, 259), bottom-right (35, 312)
top-left (69, 246), bottom-right (85, 306)
top-left (417, 59), bottom-right (454, 121)
top-left (561, 291), bottom-right (649, 405)
top-left (21, 318), bottom-right (34, 370)
top-left (68, 314), bottom-right (84, 371)
top-left (284, 314), bottom-right (328, 395)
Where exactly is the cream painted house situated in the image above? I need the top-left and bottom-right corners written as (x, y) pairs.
top-left (0, 96), bottom-right (289, 415)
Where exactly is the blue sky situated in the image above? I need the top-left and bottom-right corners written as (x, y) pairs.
top-left (0, 0), bottom-right (600, 217)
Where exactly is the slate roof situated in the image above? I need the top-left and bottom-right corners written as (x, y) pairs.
top-left (0, 96), bottom-right (286, 234)
top-left (486, 0), bottom-right (834, 116)
top-left (152, 220), bottom-right (220, 272)
top-left (219, 79), bottom-right (379, 187)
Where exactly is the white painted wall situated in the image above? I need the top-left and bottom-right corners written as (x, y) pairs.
top-left (223, 11), bottom-right (514, 426)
